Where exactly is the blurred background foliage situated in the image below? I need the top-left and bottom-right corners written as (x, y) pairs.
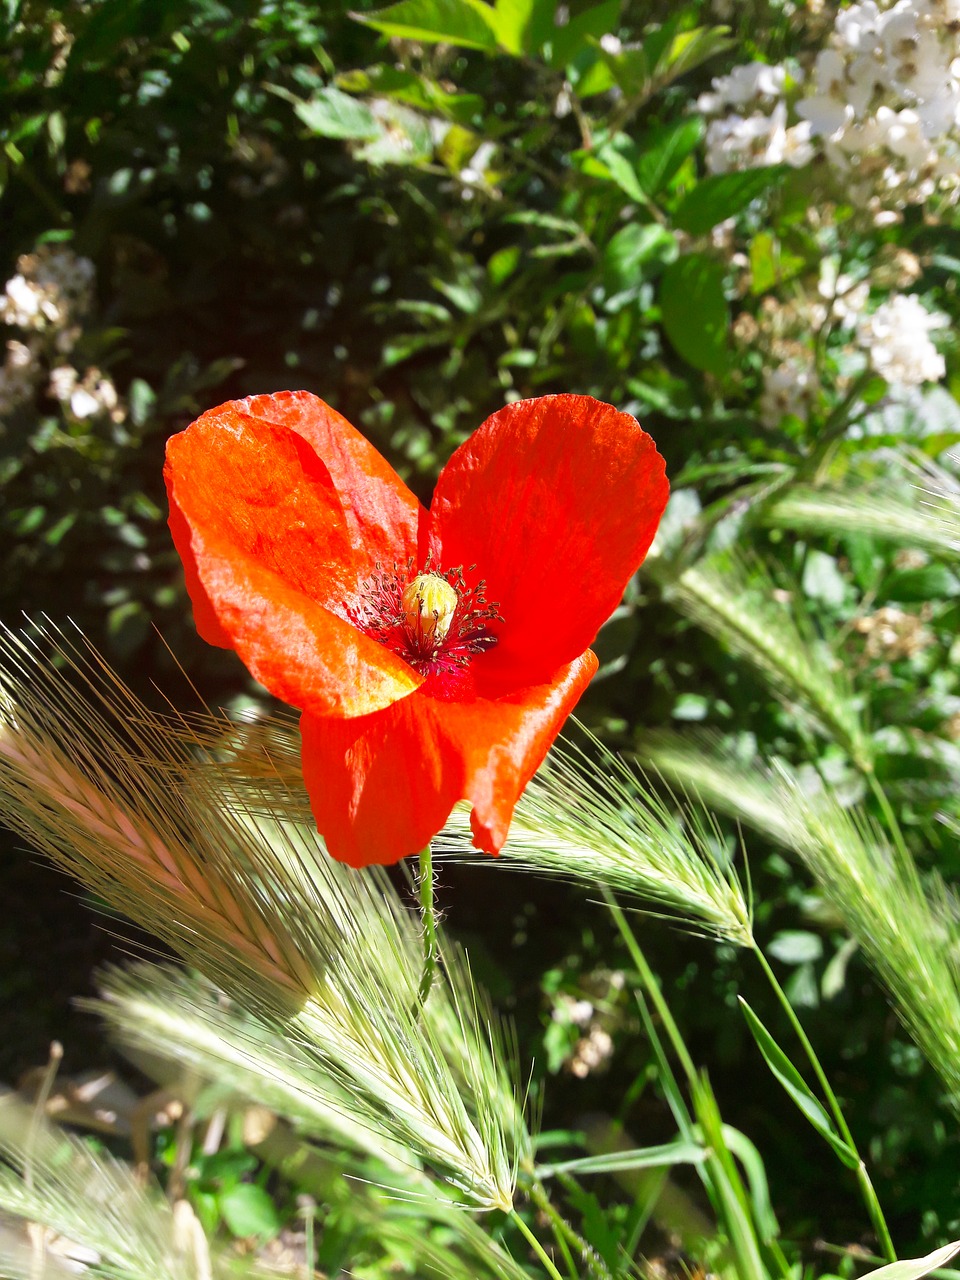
top-left (5, 0), bottom-right (960, 1269)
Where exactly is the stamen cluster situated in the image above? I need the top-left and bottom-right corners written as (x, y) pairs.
top-left (350, 558), bottom-right (502, 679)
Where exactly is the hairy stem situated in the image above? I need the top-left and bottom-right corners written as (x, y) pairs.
top-left (416, 844), bottom-right (438, 1009)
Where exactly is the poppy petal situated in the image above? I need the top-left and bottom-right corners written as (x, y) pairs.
top-left (233, 390), bottom-right (425, 575)
top-left (166, 407), bottom-right (422, 716)
top-left (429, 395), bottom-right (668, 689)
top-left (300, 650), bottom-right (597, 867)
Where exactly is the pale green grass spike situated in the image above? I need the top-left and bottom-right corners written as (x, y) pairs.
top-left (0, 622), bottom-right (524, 1211)
top-left (666, 552), bottom-right (871, 770)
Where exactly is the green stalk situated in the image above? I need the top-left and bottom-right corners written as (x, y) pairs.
top-left (510, 1208), bottom-right (566, 1280)
top-left (416, 844), bottom-right (438, 1009)
top-left (603, 888), bottom-right (697, 1086)
top-left (529, 1181), bottom-right (611, 1280)
top-left (752, 946), bottom-right (895, 1263)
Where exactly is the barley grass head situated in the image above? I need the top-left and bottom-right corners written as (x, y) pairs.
top-left (0, 622), bottom-right (524, 1210)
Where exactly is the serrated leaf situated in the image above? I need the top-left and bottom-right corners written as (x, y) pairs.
top-left (673, 166), bottom-right (788, 235)
top-left (739, 998), bottom-right (859, 1169)
top-left (354, 0), bottom-right (502, 52)
top-left (659, 253), bottom-right (729, 375)
top-left (294, 87), bottom-right (379, 139)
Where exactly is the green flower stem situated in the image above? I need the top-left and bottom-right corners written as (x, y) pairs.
top-left (529, 1181), bottom-right (612, 1280)
top-left (603, 888), bottom-right (698, 1086)
top-left (752, 945), bottom-right (896, 1263)
top-left (510, 1207), bottom-right (566, 1280)
top-left (416, 844), bottom-right (438, 1009)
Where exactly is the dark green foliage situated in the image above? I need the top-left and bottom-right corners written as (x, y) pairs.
top-left (5, 0), bottom-right (960, 1269)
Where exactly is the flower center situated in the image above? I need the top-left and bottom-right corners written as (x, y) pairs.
top-left (350, 559), bottom-right (501, 681)
top-left (401, 573), bottom-right (459, 649)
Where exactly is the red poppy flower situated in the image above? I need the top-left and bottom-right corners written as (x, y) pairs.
top-left (164, 391), bottom-right (668, 867)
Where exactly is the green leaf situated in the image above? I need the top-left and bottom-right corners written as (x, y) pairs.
top-left (749, 230), bottom-right (806, 294)
top-left (490, 0), bottom-right (556, 54)
top-left (487, 245), bottom-right (521, 283)
top-left (879, 563), bottom-right (960, 603)
top-left (592, 141), bottom-right (646, 204)
top-left (635, 116), bottom-right (705, 198)
top-left (354, 0), bottom-right (502, 52)
top-left (857, 1242), bottom-right (960, 1280)
top-left (547, 0), bottom-right (619, 68)
top-left (768, 930), bottom-right (824, 965)
top-left (739, 998), bottom-right (859, 1169)
top-left (603, 222), bottom-right (677, 291)
top-left (661, 24), bottom-right (734, 83)
top-left (536, 1139), bottom-right (706, 1178)
top-left (219, 1183), bottom-right (282, 1242)
top-left (719, 1125), bottom-right (779, 1242)
top-left (673, 166), bottom-right (788, 235)
top-left (659, 253), bottom-right (729, 376)
top-left (294, 87), bottom-right (379, 139)
top-left (356, 101), bottom-right (433, 165)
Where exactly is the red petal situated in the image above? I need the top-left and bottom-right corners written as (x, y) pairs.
top-left (429, 395), bottom-right (668, 689)
top-left (165, 404), bottom-right (421, 716)
top-left (233, 391), bottom-right (424, 575)
top-left (300, 651), bottom-right (597, 867)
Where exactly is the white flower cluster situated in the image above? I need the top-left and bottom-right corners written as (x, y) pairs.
top-left (1, 245), bottom-right (94, 336)
top-left (797, 0), bottom-right (960, 210)
top-left (700, 2), bottom-right (960, 211)
top-left (759, 357), bottom-right (820, 428)
top-left (47, 364), bottom-right (122, 421)
top-left (699, 2), bottom-right (960, 212)
top-left (0, 245), bottom-right (123, 424)
top-left (855, 292), bottom-right (946, 384)
top-left (699, 61), bottom-right (816, 174)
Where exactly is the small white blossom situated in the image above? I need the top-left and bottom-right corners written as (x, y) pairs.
top-left (698, 61), bottom-right (787, 114)
top-left (1, 246), bottom-right (94, 332)
top-left (705, 103), bottom-right (813, 173)
top-left (50, 365), bottom-right (122, 420)
top-left (48, 365), bottom-right (78, 401)
top-left (857, 292), bottom-right (946, 385)
top-left (760, 358), bottom-right (819, 427)
top-left (0, 339), bottom-right (41, 418)
top-left (459, 140), bottom-right (497, 188)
